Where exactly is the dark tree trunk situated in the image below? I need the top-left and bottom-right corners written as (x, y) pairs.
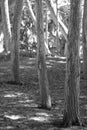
top-left (63, 0), bottom-right (81, 126)
top-left (36, 0), bottom-right (51, 109)
top-left (11, 0), bottom-right (23, 83)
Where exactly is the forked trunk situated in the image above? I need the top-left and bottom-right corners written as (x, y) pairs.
top-left (63, 0), bottom-right (81, 126)
top-left (36, 0), bottom-right (51, 109)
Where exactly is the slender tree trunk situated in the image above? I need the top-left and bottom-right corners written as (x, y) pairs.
top-left (11, 0), bottom-right (23, 83)
top-left (82, 0), bottom-right (87, 79)
top-left (56, 0), bottom-right (60, 55)
top-left (26, 0), bottom-right (36, 27)
top-left (45, 0), bottom-right (68, 41)
top-left (45, 7), bottom-right (51, 56)
top-left (46, 7), bottom-right (48, 47)
top-left (36, 0), bottom-right (51, 109)
top-left (63, 0), bottom-right (81, 126)
top-left (1, 0), bottom-right (12, 52)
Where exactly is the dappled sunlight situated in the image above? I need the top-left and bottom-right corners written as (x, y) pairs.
top-left (6, 126), bottom-right (14, 130)
top-left (55, 56), bottom-right (66, 60)
top-left (57, 113), bottom-right (63, 119)
top-left (81, 60), bottom-right (83, 63)
top-left (29, 112), bottom-right (52, 123)
top-left (29, 58), bottom-right (36, 61)
top-left (48, 60), bottom-right (55, 63)
top-left (46, 61), bottom-right (54, 68)
top-left (47, 59), bottom-right (66, 64)
top-left (20, 65), bottom-right (34, 69)
top-left (0, 126), bottom-right (14, 130)
top-left (47, 65), bottom-right (53, 68)
top-left (23, 103), bottom-right (38, 108)
top-left (29, 116), bottom-right (49, 122)
top-left (36, 112), bottom-right (50, 117)
top-left (20, 65), bottom-right (25, 69)
top-left (4, 94), bottom-right (18, 98)
top-left (26, 61), bottom-right (35, 65)
top-left (80, 95), bottom-right (87, 99)
top-left (46, 61), bottom-right (54, 65)
top-left (4, 92), bottom-right (24, 98)
top-left (3, 91), bottom-right (38, 108)
top-left (57, 61), bottom-right (66, 64)
top-left (18, 99), bottom-right (33, 103)
top-left (58, 99), bottom-right (63, 103)
top-left (4, 114), bottom-right (25, 120)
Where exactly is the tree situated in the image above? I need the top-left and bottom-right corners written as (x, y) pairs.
top-left (55, 0), bottom-right (60, 54)
top-left (1, 0), bottom-right (12, 52)
top-left (26, 0), bottom-right (51, 55)
top-left (63, 0), bottom-right (81, 126)
top-left (45, 0), bottom-right (68, 41)
top-left (11, 0), bottom-right (23, 83)
top-left (82, 0), bottom-right (87, 79)
top-left (36, 0), bottom-right (51, 109)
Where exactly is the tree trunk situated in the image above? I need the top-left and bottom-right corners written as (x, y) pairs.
top-left (63, 0), bottom-right (81, 126)
top-left (46, 7), bottom-right (48, 48)
top-left (45, 7), bottom-right (51, 56)
top-left (82, 0), bottom-right (87, 79)
top-left (25, 0), bottom-right (51, 56)
top-left (26, 0), bottom-right (36, 27)
top-left (56, 0), bottom-right (60, 55)
top-left (45, 0), bottom-right (68, 41)
top-left (36, 0), bottom-right (51, 109)
top-left (11, 0), bottom-right (23, 83)
top-left (1, 0), bottom-right (12, 52)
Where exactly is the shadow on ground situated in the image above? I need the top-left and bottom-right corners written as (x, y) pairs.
top-left (0, 57), bottom-right (87, 130)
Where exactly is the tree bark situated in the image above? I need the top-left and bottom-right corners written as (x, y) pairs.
top-left (45, 0), bottom-right (68, 41)
top-left (63, 0), bottom-right (81, 126)
top-left (11, 0), bottom-right (23, 83)
top-left (1, 0), bottom-right (12, 52)
top-left (26, 0), bottom-right (36, 27)
top-left (56, 0), bottom-right (60, 55)
top-left (36, 0), bottom-right (51, 109)
top-left (25, 0), bottom-right (51, 56)
top-left (82, 0), bottom-right (87, 79)
top-left (44, 7), bottom-right (51, 56)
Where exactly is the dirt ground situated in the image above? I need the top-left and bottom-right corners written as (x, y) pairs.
top-left (0, 56), bottom-right (87, 130)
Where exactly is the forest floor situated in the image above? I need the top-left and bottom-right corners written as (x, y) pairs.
top-left (0, 56), bottom-right (87, 130)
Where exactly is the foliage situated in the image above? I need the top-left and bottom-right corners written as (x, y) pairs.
top-left (0, 0), bottom-right (70, 56)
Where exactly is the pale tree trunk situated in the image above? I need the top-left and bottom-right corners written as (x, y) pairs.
top-left (45, 7), bottom-right (51, 56)
top-left (63, 0), bottom-right (81, 126)
top-left (0, 23), bottom-right (4, 52)
top-left (46, 7), bottom-right (48, 47)
top-left (1, 0), bottom-right (12, 52)
top-left (82, 0), bottom-right (87, 79)
top-left (26, 0), bottom-right (36, 27)
top-left (56, 0), bottom-right (60, 55)
top-left (45, 0), bottom-right (68, 41)
top-left (36, 0), bottom-right (51, 109)
top-left (11, 0), bottom-right (23, 83)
